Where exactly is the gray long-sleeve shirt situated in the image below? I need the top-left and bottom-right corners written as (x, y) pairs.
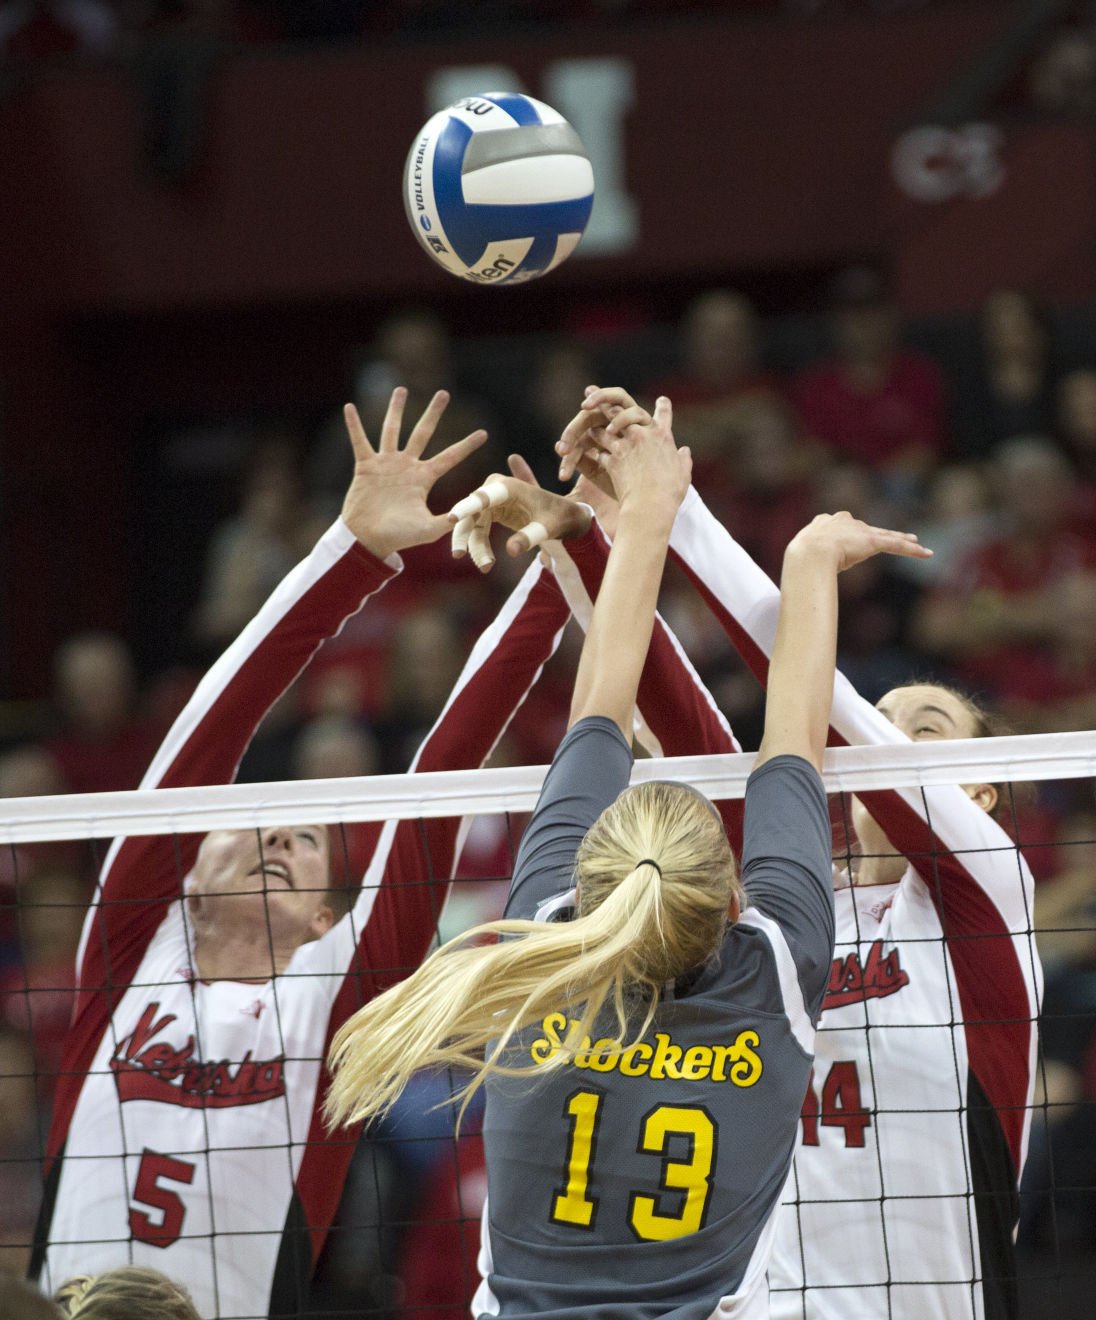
top-left (478, 716), bottom-right (834, 1319)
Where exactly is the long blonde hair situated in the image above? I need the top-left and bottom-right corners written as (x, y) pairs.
top-left (54, 1268), bottom-right (200, 1320)
top-left (326, 780), bottom-right (738, 1128)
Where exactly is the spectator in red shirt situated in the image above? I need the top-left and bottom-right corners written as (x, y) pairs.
top-left (44, 632), bottom-right (161, 795)
top-left (647, 288), bottom-right (784, 459)
top-left (953, 287), bottom-right (1058, 460)
top-left (696, 394), bottom-right (816, 582)
top-left (191, 431), bottom-right (326, 656)
top-left (0, 869), bottom-right (85, 1112)
top-left (991, 569), bottom-right (1096, 735)
top-left (913, 434), bottom-right (1096, 697)
top-left (791, 264), bottom-right (946, 495)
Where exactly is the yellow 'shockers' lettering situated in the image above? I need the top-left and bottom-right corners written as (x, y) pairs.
top-left (529, 1012), bottom-right (762, 1086)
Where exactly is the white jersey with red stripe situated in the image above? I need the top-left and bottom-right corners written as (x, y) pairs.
top-left (34, 519), bottom-right (571, 1320)
top-left (663, 488), bottom-right (1042, 1320)
top-left (776, 864), bottom-right (1027, 1320)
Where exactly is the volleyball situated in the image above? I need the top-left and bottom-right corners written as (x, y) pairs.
top-left (403, 92), bottom-right (595, 286)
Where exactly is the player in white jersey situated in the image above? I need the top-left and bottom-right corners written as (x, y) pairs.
top-left (31, 388), bottom-right (587, 1320)
top-left (553, 387), bottom-right (1043, 1320)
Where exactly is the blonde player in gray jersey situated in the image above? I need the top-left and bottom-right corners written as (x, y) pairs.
top-left (326, 400), bottom-right (931, 1320)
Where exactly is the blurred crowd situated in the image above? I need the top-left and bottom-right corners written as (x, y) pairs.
top-left (1, 267), bottom-right (1096, 1308)
top-left (2, 1), bottom-right (1094, 64)
top-left (0, 2), bottom-right (970, 64)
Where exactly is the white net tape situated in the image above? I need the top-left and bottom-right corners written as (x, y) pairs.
top-left (0, 729), bottom-right (1093, 841)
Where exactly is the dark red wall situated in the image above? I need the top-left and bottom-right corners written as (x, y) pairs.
top-left (5, 4), bottom-right (1091, 316)
top-left (2, 3), bottom-right (1093, 697)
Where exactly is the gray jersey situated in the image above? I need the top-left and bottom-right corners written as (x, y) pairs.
top-left (478, 716), bottom-right (834, 1320)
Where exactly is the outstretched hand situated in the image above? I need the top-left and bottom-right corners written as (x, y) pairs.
top-left (587, 395), bottom-right (692, 522)
top-left (786, 511), bottom-right (933, 573)
top-left (448, 454), bottom-right (592, 572)
top-left (556, 384), bottom-right (641, 488)
top-left (340, 387), bottom-right (487, 560)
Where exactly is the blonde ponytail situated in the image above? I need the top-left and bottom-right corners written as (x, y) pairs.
top-left (53, 1277), bottom-right (93, 1315)
top-left (326, 780), bottom-right (737, 1129)
top-left (54, 1268), bottom-right (200, 1320)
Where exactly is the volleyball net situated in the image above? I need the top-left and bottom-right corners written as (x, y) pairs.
top-left (1, 730), bottom-right (1095, 1319)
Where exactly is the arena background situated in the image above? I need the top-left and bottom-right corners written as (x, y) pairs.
top-left (2, 2), bottom-right (1096, 1317)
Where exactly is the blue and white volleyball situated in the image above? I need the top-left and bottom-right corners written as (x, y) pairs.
top-left (403, 93), bottom-right (595, 285)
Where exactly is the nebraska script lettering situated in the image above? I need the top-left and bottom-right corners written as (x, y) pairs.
top-left (824, 940), bottom-right (910, 1011)
top-left (110, 1003), bottom-right (286, 1108)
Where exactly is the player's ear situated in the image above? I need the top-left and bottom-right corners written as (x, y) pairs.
top-left (963, 781), bottom-right (997, 815)
top-left (184, 873), bottom-right (202, 919)
top-left (310, 903), bottom-right (335, 939)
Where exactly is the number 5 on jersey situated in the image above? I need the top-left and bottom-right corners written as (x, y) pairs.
top-left (551, 1089), bottom-right (717, 1241)
top-left (129, 1148), bottom-right (197, 1248)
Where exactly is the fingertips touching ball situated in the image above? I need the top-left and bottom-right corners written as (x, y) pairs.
top-left (404, 93), bottom-right (595, 286)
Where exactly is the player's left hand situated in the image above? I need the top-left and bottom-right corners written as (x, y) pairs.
top-left (448, 455), bottom-right (592, 572)
top-left (555, 385), bottom-right (650, 489)
top-left (787, 511), bottom-right (933, 574)
top-left (340, 387), bottom-right (488, 560)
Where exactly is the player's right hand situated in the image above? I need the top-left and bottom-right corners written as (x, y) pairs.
top-left (341, 387), bottom-right (487, 560)
top-left (587, 396), bottom-right (691, 524)
top-left (448, 455), bottom-right (592, 572)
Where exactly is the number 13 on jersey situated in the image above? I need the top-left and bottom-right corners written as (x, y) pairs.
top-left (550, 1089), bottom-right (717, 1241)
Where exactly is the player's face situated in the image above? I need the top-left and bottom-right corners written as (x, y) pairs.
top-left (851, 685), bottom-right (988, 860)
top-left (191, 824), bottom-right (333, 944)
top-left (874, 684), bottom-right (979, 743)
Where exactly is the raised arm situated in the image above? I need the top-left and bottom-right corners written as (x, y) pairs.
top-left (664, 482), bottom-right (1040, 910)
top-left (448, 455), bottom-right (739, 753)
top-left (442, 422), bottom-right (763, 891)
top-left (303, 549), bottom-right (572, 995)
top-left (75, 388), bottom-right (487, 993)
top-left (557, 388), bottom-right (923, 769)
top-left (446, 458), bottom-right (745, 853)
top-left (567, 398), bottom-right (692, 733)
top-left (544, 508), bottom-right (745, 850)
top-left (444, 406), bottom-right (691, 739)
top-left (757, 514), bottom-right (930, 771)
top-left (440, 403), bottom-right (692, 921)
